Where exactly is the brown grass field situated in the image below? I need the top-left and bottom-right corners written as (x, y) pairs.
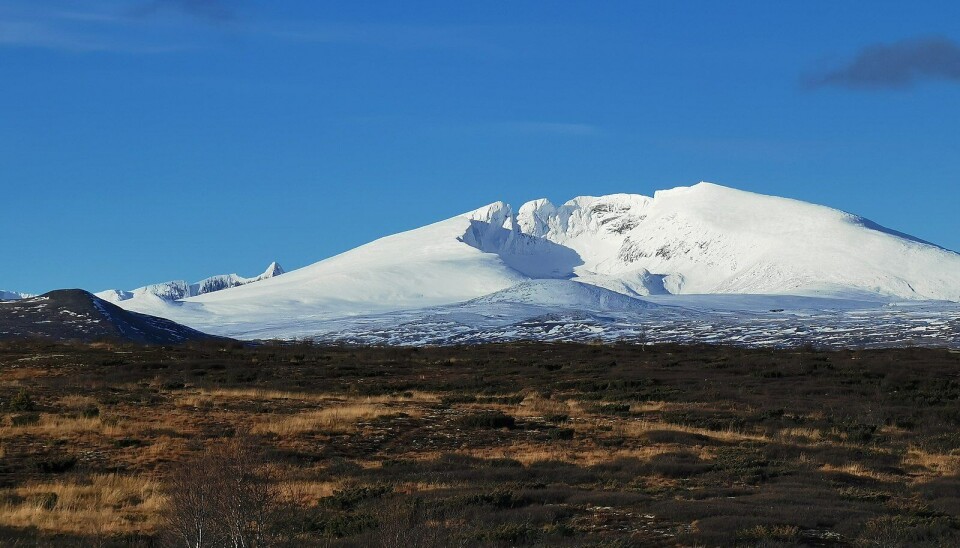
top-left (0, 340), bottom-right (959, 546)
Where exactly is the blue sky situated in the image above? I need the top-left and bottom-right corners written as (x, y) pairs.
top-left (2, 1), bottom-right (959, 294)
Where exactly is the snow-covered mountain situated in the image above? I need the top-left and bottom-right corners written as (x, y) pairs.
top-left (96, 262), bottom-right (284, 303)
top-left (104, 182), bottom-right (960, 344)
top-left (0, 290), bottom-right (33, 301)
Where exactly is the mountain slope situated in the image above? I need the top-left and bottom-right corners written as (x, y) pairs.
top-left (0, 290), bottom-right (222, 344)
top-left (0, 290), bottom-right (33, 301)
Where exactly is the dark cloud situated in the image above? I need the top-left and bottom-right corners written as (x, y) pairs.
top-left (131, 0), bottom-right (235, 22)
top-left (805, 36), bottom-right (960, 89)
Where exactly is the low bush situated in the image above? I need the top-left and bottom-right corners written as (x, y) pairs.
top-left (9, 389), bottom-right (35, 412)
top-left (457, 411), bottom-right (516, 429)
top-left (11, 412), bottom-right (40, 426)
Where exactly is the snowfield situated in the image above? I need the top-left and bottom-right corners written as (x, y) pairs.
top-left (101, 182), bottom-right (960, 347)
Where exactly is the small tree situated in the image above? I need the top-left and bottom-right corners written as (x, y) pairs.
top-left (163, 449), bottom-right (225, 548)
top-left (162, 436), bottom-right (280, 548)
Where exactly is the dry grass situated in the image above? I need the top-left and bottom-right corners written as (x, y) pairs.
top-left (58, 394), bottom-right (98, 409)
top-left (454, 442), bottom-right (678, 466)
top-left (605, 418), bottom-right (771, 444)
top-left (0, 474), bottom-right (165, 536)
top-left (776, 426), bottom-right (824, 443)
top-left (276, 480), bottom-right (340, 505)
top-left (2, 342), bottom-right (959, 546)
top-left (252, 403), bottom-right (399, 435)
top-left (513, 393), bottom-right (571, 418)
top-left (903, 447), bottom-right (960, 477)
top-left (0, 413), bottom-right (127, 437)
top-left (819, 462), bottom-right (897, 482)
top-left (175, 388), bottom-right (440, 408)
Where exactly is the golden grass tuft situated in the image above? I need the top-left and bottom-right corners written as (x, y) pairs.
top-left (252, 403), bottom-right (399, 435)
top-left (819, 462), bottom-right (896, 482)
top-left (903, 447), bottom-right (960, 477)
top-left (1, 413), bottom-right (127, 437)
top-left (514, 393), bottom-right (571, 418)
top-left (602, 418), bottom-right (770, 444)
top-left (777, 427), bottom-right (823, 443)
top-left (58, 394), bottom-right (98, 409)
top-left (0, 474), bottom-right (165, 535)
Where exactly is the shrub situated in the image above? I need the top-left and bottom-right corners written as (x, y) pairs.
top-left (544, 413), bottom-right (569, 423)
top-left (463, 489), bottom-right (531, 509)
top-left (323, 484), bottom-right (392, 510)
top-left (81, 405), bottom-right (100, 418)
top-left (440, 394), bottom-right (477, 406)
top-left (457, 411), bottom-right (516, 429)
top-left (34, 455), bottom-right (78, 473)
top-left (113, 437), bottom-right (144, 448)
top-left (9, 389), bottom-right (35, 411)
top-left (11, 412), bottom-right (40, 426)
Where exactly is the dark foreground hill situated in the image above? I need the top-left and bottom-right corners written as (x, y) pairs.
top-left (0, 289), bottom-right (222, 344)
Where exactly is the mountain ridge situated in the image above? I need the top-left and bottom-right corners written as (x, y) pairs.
top-left (96, 261), bottom-right (285, 304)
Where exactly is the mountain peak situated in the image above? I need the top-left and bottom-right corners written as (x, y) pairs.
top-left (258, 261), bottom-right (285, 279)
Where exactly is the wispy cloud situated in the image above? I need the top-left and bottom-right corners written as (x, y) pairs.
top-left (497, 121), bottom-right (602, 137)
top-left (0, 0), bottom-right (256, 53)
top-left (0, 2), bottom-right (507, 56)
top-left (0, 17), bottom-right (184, 53)
top-left (804, 36), bottom-right (960, 89)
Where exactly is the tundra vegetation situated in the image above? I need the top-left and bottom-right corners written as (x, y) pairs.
top-left (0, 340), bottom-right (959, 546)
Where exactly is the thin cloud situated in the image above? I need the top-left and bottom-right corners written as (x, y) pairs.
top-left (0, 18), bottom-right (183, 53)
top-left (0, 1), bottom-right (222, 53)
top-left (805, 36), bottom-right (960, 89)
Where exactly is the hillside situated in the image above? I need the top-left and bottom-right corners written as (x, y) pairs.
top-left (0, 290), bottom-right (222, 344)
